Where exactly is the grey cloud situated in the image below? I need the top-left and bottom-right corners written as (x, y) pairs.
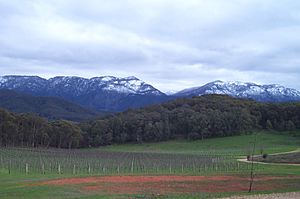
top-left (0, 0), bottom-right (300, 92)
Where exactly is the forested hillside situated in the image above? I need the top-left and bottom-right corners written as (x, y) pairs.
top-left (0, 95), bottom-right (299, 148)
top-left (0, 89), bottom-right (100, 121)
top-left (80, 95), bottom-right (300, 147)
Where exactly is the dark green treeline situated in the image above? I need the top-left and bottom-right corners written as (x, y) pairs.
top-left (1, 95), bottom-right (299, 148)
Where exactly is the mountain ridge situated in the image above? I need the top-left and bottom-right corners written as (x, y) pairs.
top-left (0, 75), bottom-right (169, 112)
top-left (174, 80), bottom-right (300, 102)
top-left (0, 75), bottom-right (300, 113)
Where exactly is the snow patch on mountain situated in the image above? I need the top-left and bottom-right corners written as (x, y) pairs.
top-left (102, 77), bottom-right (160, 95)
top-left (101, 76), bottom-right (112, 81)
top-left (0, 77), bottom-right (6, 84)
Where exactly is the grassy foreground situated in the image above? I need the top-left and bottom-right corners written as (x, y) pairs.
top-left (101, 131), bottom-right (300, 156)
top-left (0, 131), bottom-right (299, 199)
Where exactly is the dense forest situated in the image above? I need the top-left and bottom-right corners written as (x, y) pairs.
top-left (0, 95), bottom-right (299, 148)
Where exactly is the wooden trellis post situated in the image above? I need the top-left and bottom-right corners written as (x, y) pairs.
top-left (58, 164), bottom-right (61, 174)
top-left (42, 163), bottom-right (45, 174)
top-left (8, 160), bottom-right (11, 174)
top-left (131, 159), bottom-right (134, 173)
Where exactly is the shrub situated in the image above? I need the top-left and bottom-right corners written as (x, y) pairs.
top-left (262, 154), bottom-right (268, 159)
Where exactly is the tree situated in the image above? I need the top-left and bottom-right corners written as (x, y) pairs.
top-left (90, 120), bottom-right (113, 146)
top-left (266, 120), bottom-right (273, 130)
top-left (19, 114), bottom-right (47, 147)
top-left (286, 120), bottom-right (296, 131)
top-left (51, 120), bottom-right (83, 148)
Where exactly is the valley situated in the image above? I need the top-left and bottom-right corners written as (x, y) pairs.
top-left (1, 0), bottom-right (299, 198)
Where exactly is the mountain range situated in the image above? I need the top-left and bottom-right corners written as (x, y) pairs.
top-left (0, 75), bottom-right (169, 112)
top-left (0, 75), bottom-right (300, 116)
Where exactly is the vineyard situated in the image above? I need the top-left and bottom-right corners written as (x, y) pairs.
top-left (1, 133), bottom-right (299, 199)
top-left (0, 147), bottom-right (252, 175)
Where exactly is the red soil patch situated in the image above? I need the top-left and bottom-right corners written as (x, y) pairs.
top-left (80, 180), bottom-right (281, 195)
top-left (40, 175), bottom-right (243, 186)
top-left (35, 175), bottom-right (299, 195)
top-left (39, 175), bottom-right (299, 186)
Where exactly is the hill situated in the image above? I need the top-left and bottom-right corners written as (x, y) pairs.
top-left (79, 95), bottom-right (300, 147)
top-left (1, 94), bottom-right (300, 149)
top-left (0, 89), bottom-right (100, 121)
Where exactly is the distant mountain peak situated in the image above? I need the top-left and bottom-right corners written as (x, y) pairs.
top-left (122, 76), bottom-right (139, 80)
top-left (174, 80), bottom-right (300, 102)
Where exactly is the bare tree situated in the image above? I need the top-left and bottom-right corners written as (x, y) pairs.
top-left (248, 133), bottom-right (257, 193)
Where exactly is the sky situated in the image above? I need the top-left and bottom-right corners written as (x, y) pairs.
top-left (0, 0), bottom-right (300, 92)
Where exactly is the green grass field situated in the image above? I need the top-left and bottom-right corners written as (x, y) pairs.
top-left (101, 131), bottom-right (300, 156)
top-left (0, 131), bottom-right (299, 199)
top-left (253, 152), bottom-right (300, 164)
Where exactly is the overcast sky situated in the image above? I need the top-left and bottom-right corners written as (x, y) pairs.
top-left (0, 0), bottom-right (300, 92)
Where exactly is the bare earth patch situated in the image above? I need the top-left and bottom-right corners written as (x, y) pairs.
top-left (33, 175), bottom-right (300, 195)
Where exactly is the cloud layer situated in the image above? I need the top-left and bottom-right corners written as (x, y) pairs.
top-left (0, 0), bottom-right (300, 92)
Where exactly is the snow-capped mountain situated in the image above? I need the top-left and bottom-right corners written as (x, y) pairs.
top-left (0, 75), bottom-right (168, 111)
top-left (1, 76), bottom-right (299, 112)
top-left (174, 80), bottom-right (300, 102)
